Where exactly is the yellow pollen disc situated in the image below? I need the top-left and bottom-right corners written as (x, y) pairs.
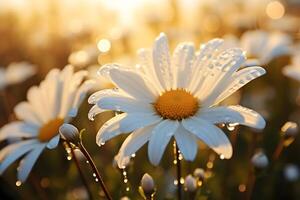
top-left (38, 118), bottom-right (64, 142)
top-left (154, 89), bottom-right (199, 120)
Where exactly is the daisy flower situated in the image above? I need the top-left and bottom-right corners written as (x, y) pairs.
top-left (89, 33), bottom-right (266, 167)
top-left (282, 54), bottom-right (300, 81)
top-left (0, 65), bottom-right (93, 182)
top-left (0, 62), bottom-right (36, 90)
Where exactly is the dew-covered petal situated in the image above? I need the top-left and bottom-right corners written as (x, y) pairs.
top-left (198, 105), bottom-right (266, 129)
top-left (174, 124), bottom-right (198, 161)
top-left (210, 66), bottom-right (266, 106)
top-left (97, 96), bottom-right (154, 113)
top-left (152, 33), bottom-right (173, 90)
top-left (182, 117), bottom-right (232, 159)
top-left (117, 125), bottom-right (156, 168)
top-left (172, 43), bottom-right (195, 88)
top-left (96, 113), bottom-right (127, 145)
top-left (148, 120), bottom-right (179, 165)
top-left (108, 68), bottom-right (158, 101)
top-left (120, 113), bottom-right (162, 133)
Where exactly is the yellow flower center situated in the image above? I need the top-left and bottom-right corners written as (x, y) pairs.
top-left (38, 118), bottom-right (64, 142)
top-left (154, 89), bottom-right (199, 120)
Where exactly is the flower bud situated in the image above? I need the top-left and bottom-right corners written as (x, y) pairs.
top-left (251, 151), bottom-right (269, 168)
top-left (141, 173), bottom-right (155, 195)
top-left (281, 122), bottom-right (298, 146)
top-left (193, 168), bottom-right (205, 181)
top-left (184, 175), bottom-right (197, 192)
top-left (59, 123), bottom-right (80, 144)
top-left (284, 164), bottom-right (299, 182)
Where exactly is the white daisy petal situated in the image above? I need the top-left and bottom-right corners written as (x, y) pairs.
top-left (211, 66), bottom-right (266, 106)
top-left (0, 122), bottom-right (38, 141)
top-left (97, 96), bottom-right (154, 113)
top-left (174, 124), bottom-right (198, 161)
top-left (182, 117), bottom-right (232, 159)
top-left (172, 43), bottom-right (195, 88)
top-left (72, 80), bottom-right (95, 112)
top-left (117, 125), bottom-right (156, 168)
top-left (88, 104), bottom-right (108, 121)
top-left (109, 68), bottom-right (158, 101)
top-left (120, 113), bottom-right (162, 133)
top-left (229, 106), bottom-right (266, 129)
top-left (17, 144), bottom-right (45, 182)
top-left (137, 48), bottom-right (164, 92)
top-left (46, 135), bottom-right (60, 149)
top-left (188, 39), bottom-right (224, 91)
top-left (148, 120), bottom-right (179, 165)
top-left (88, 88), bottom-right (127, 104)
top-left (198, 106), bottom-right (266, 129)
top-left (0, 140), bottom-right (39, 175)
top-left (193, 48), bottom-right (246, 101)
top-left (0, 139), bottom-right (37, 161)
top-left (27, 86), bottom-right (49, 123)
top-left (96, 113), bottom-right (127, 145)
top-left (14, 102), bottom-right (41, 125)
top-left (152, 33), bottom-right (172, 90)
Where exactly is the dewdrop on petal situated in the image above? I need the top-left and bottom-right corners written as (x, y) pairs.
top-left (251, 151), bottom-right (269, 169)
top-left (141, 173), bottom-right (155, 195)
top-left (284, 164), bottom-right (299, 182)
top-left (184, 175), bottom-right (197, 192)
top-left (281, 122), bottom-right (298, 146)
top-left (59, 123), bottom-right (80, 145)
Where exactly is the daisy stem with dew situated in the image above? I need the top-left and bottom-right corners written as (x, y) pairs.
top-left (173, 141), bottom-right (182, 200)
top-left (66, 142), bottom-right (94, 200)
top-left (78, 141), bottom-right (112, 200)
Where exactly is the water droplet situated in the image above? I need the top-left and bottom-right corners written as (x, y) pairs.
top-left (16, 180), bottom-right (22, 187)
top-left (220, 154), bottom-right (225, 160)
top-left (131, 153), bottom-right (136, 158)
top-left (124, 179), bottom-right (128, 183)
top-left (180, 178), bottom-right (185, 184)
top-left (126, 187), bottom-right (130, 192)
top-left (95, 178), bottom-right (99, 182)
top-left (67, 156), bottom-right (72, 160)
top-left (174, 180), bottom-right (178, 185)
top-left (93, 173), bottom-right (96, 177)
top-left (86, 160), bottom-right (89, 164)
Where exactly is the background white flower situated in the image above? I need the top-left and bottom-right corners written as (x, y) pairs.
top-left (0, 62), bottom-right (36, 90)
top-left (223, 31), bottom-right (292, 66)
top-left (0, 65), bottom-right (93, 182)
top-left (282, 54), bottom-right (300, 81)
top-left (89, 33), bottom-right (266, 168)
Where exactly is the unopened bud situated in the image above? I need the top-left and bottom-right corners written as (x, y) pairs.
top-left (251, 151), bottom-right (269, 168)
top-left (59, 123), bottom-right (80, 144)
top-left (141, 173), bottom-right (155, 195)
top-left (284, 164), bottom-right (299, 182)
top-left (281, 122), bottom-right (298, 146)
top-left (184, 175), bottom-right (197, 192)
top-left (193, 168), bottom-right (205, 181)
